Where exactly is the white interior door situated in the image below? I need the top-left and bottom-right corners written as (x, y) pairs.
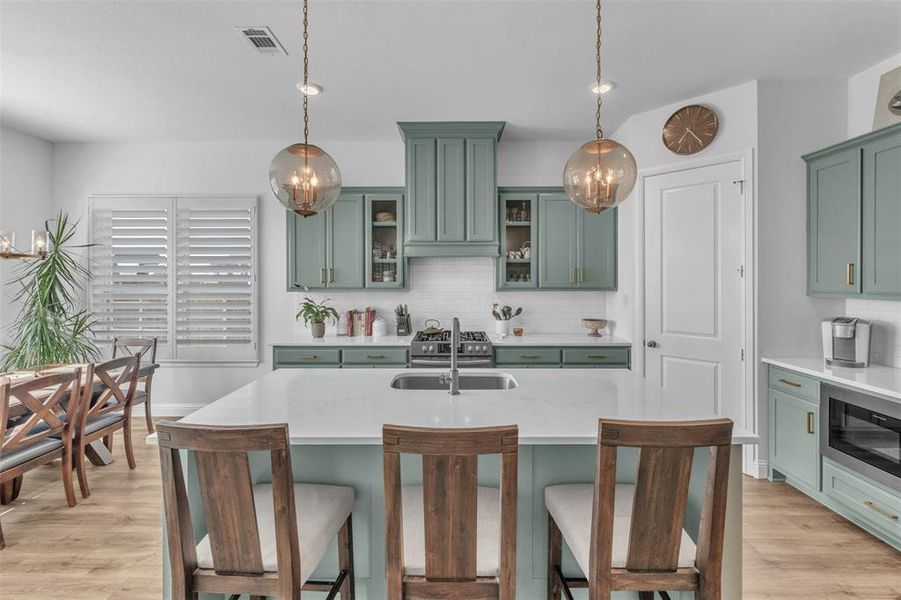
top-left (644, 161), bottom-right (745, 419)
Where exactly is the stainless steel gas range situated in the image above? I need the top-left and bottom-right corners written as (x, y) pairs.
top-left (410, 330), bottom-right (493, 368)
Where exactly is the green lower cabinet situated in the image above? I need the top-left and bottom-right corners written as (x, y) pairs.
top-left (768, 388), bottom-right (820, 494)
top-left (562, 347), bottom-right (630, 368)
top-left (495, 347), bottom-right (561, 367)
top-left (273, 347), bottom-right (342, 368)
top-left (341, 347), bottom-right (409, 368)
top-left (494, 346), bottom-right (631, 369)
top-left (273, 346), bottom-right (408, 369)
top-left (822, 458), bottom-right (901, 549)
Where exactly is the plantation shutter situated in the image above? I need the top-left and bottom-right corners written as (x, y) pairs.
top-left (89, 195), bottom-right (258, 363)
top-left (89, 198), bottom-right (171, 356)
top-left (174, 197), bottom-right (257, 361)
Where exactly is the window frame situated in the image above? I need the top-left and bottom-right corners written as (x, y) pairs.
top-left (88, 194), bottom-right (260, 366)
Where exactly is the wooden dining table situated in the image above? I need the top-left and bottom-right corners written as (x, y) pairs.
top-left (1, 362), bottom-right (159, 504)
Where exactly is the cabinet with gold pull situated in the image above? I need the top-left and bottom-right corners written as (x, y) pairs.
top-left (768, 380), bottom-right (821, 496)
top-left (536, 192), bottom-right (616, 291)
top-left (804, 122), bottom-right (901, 299)
top-left (288, 191), bottom-right (370, 290)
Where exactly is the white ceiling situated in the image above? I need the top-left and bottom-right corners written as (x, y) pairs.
top-left (1, 0), bottom-right (899, 143)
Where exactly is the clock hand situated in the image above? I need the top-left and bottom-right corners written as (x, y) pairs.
top-left (677, 130), bottom-right (689, 144)
top-left (687, 128), bottom-right (703, 144)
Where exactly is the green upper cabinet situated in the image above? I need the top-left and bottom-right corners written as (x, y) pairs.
top-left (580, 205), bottom-right (617, 288)
top-left (862, 131), bottom-right (901, 296)
top-left (289, 205), bottom-right (328, 289)
top-left (807, 148), bottom-right (861, 295)
top-left (538, 194), bottom-right (579, 289)
top-left (498, 191), bottom-right (537, 289)
top-left (406, 138), bottom-right (436, 243)
top-left (537, 192), bottom-right (616, 290)
top-left (327, 194), bottom-right (365, 288)
top-left (288, 188), bottom-right (402, 290)
top-left (398, 122), bottom-right (504, 257)
top-left (437, 138), bottom-right (465, 242)
top-left (805, 123), bottom-right (901, 299)
top-left (365, 192), bottom-right (404, 289)
top-left (466, 138), bottom-right (498, 243)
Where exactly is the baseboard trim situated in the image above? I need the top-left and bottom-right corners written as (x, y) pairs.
top-left (152, 403), bottom-right (206, 418)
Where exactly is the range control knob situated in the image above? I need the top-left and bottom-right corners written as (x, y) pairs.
top-left (428, 345), bottom-right (435, 352)
top-left (467, 345), bottom-right (473, 352)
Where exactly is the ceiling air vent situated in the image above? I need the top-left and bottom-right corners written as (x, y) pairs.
top-left (235, 26), bottom-right (287, 55)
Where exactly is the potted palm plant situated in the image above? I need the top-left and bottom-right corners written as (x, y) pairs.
top-left (1, 212), bottom-right (100, 370)
top-left (297, 297), bottom-right (338, 338)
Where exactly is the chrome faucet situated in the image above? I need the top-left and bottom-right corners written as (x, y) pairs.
top-left (446, 317), bottom-right (461, 395)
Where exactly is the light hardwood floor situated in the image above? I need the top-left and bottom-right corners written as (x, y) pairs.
top-left (0, 420), bottom-right (899, 599)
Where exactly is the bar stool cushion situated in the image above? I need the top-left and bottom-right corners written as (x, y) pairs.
top-left (0, 438), bottom-right (63, 472)
top-left (545, 483), bottom-right (697, 576)
top-left (401, 485), bottom-right (501, 577)
top-left (195, 482), bottom-right (355, 584)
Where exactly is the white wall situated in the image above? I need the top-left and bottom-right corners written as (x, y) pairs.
top-left (52, 139), bottom-right (609, 413)
top-left (847, 52), bottom-right (901, 138)
top-left (843, 54), bottom-right (901, 368)
top-left (607, 80), bottom-right (759, 343)
top-left (0, 125), bottom-right (55, 347)
top-left (755, 79), bottom-right (848, 474)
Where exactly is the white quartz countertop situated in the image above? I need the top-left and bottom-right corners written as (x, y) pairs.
top-left (269, 334), bottom-right (631, 347)
top-left (176, 368), bottom-right (754, 445)
top-left (488, 333), bottom-right (631, 346)
top-left (762, 356), bottom-right (901, 401)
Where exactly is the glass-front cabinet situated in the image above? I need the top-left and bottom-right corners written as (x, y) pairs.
top-left (498, 191), bottom-right (537, 289)
top-left (365, 191), bottom-right (404, 288)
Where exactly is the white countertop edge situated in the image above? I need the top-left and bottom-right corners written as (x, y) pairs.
top-left (268, 334), bottom-right (632, 347)
top-left (762, 356), bottom-right (901, 401)
top-left (147, 431), bottom-right (756, 446)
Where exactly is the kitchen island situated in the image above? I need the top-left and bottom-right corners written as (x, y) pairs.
top-left (162, 368), bottom-right (755, 599)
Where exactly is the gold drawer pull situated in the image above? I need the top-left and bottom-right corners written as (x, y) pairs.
top-left (297, 354), bottom-right (319, 360)
top-left (846, 262), bottom-right (855, 286)
top-left (521, 354), bottom-right (540, 359)
top-left (806, 412), bottom-right (815, 434)
top-left (864, 501), bottom-right (899, 522)
top-left (778, 378), bottom-right (802, 388)
top-left (366, 354), bottom-right (386, 359)
top-left (588, 355), bottom-right (608, 360)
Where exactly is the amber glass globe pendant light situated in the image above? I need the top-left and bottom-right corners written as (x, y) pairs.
top-left (269, 0), bottom-right (342, 217)
top-left (563, 0), bottom-right (636, 214)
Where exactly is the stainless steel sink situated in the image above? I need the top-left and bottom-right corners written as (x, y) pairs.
top-left (390, 372), bottom-right (518, 391)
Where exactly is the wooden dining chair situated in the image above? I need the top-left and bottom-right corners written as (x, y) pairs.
top-left (382, 424), bottom-right (519, 600)
top-left (545, 418), bottom-right (733, 600)
top-left (112, 337), bottom-right (158, 433)
top-left (73, 355), bottom-right (140, 499)
top-left (157, 421), bottom-right (355, 600)
top-left (0, 370), bottom-right (83, 549)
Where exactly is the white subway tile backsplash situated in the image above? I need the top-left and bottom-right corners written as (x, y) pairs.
top-left (296, 257), bottom-right (615, 338)
top-left (845, 298), bottom-right (901, 368)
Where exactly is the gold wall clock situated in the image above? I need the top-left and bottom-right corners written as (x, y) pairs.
top-left (662, 104), bottom-right (719, 155)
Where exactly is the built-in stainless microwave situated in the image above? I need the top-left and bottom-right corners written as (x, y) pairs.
top-left (821, 384), bottom-right (901, 492)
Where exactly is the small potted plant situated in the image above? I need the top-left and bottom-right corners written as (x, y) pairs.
top-left (297, 297), bottom-right (339, 338)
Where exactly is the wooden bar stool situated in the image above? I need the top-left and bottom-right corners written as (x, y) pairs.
top-left (545, 418), bottom-right (733, 600)
top-left (157, 421), bottom-right (355, 600)
top-left (111, 337), bottom-right (158, 433)
top-left (382, 424), bottom-right (519, 600)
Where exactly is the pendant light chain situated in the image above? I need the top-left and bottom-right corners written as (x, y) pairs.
top-left (595, 0), bottom-right (603, 140)
top-left (302, 0), bottom-right (310, 147)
